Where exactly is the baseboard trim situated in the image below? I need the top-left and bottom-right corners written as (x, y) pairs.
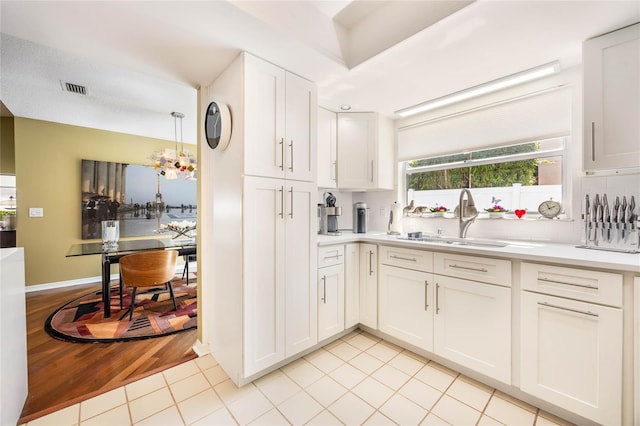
top-left (192, 340), bottom-right (210, 357)
top-left (25, 275), bottom-right (112, 293)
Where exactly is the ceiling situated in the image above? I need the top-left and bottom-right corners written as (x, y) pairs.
top-left (1, 1), bottom-right (638, 144)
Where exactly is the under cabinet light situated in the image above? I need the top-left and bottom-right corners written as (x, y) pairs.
top-left (395, 61), bottom-right (560, 117)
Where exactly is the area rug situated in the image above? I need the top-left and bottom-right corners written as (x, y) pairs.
top-left (45, 279), bottom-right (197, 343)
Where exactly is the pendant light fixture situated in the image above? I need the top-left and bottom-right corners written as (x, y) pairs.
top-left (151, 112), bottom-right (197, 180)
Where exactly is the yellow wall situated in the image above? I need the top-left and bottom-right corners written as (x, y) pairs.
top-left (1, 117), bottom-right (15, 174)
top-left (14, 118), bottom-right (195, 286)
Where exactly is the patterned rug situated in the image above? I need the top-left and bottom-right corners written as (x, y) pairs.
top-left (45, 278), bottom-right (197, 343)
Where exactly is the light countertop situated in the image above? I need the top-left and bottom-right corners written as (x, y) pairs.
top-left (317, 231), bottom-right (640, 273)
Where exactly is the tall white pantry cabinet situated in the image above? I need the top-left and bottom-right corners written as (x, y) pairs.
top-left (205, 52), bottom-right (318, 385)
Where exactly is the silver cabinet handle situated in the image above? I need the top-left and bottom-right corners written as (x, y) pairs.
top-left (449, 263), bottom-right (488, 273)
top-left (435, 283), bottom-right (440, 314)
top-left (539, 277), bottom-right (598, 290)
top-left (322, 276), bottom-right (327, 304)
top-left (279, 186), bottom-right (284, 218)
top-left (424, 280), bottom-right (429, 310)
top-left (289, 186), bottom-right (294, 218)
top-left (591, 122), bottom-right (595, 162)
top-left (369, 250), bottom-right (374, 275)
top-left (370, 160), bottom-right (374, 182)
top-left (323, 253), bottom-right (343, 259)
top-left (279, 138), bottom-right (285, 170)
top-left (538, 302), bottom-right (598, 317)
top-left (289, 140), bottom-right (294, 172)
top-left (390, 255), bottom-right (417, 262)
top-left (331, 161), bottom-right (337, 181)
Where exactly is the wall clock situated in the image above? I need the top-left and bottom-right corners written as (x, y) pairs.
top-left (538, 198), bottom-right (562, 219)
top-left (205, 101), bottom-right (231, 150)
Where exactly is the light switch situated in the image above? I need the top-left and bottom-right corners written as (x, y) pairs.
top-left (29, 208), bottom-right (44, 217)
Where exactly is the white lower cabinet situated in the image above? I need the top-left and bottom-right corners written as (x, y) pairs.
top-left (379, 265), bottom-right (434, 351)
top-left (520, 261), bottom-right (623, 425)
top-left (318, 264), bottom-right (345, 341)
top-left (344, 243), bottom-right (360, 328)
top-left (243, 177), bottom-right (317, 377)
top-left (521, 292), bottom-right (622, 425)
top-left (359, 243), bottom-right (378, 329)
top-left (433, 275), bottom-right (511, 383)
top-left (378, 248), bottom-right (511, 384)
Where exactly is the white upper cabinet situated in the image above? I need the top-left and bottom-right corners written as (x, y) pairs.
top-left (244, 54), bottom-right (317, 182)
top-left (285, 73), bottom-right (317, 182)
top-left (317, 107), bottom-right (337, 188)
top-left (337, 113), bottom-right (395, 190)
top-left (583, 23), bottom-right (640, 172)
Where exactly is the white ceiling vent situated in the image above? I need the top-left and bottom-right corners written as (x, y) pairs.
top-left (60, 81), bottom-right (87, 95)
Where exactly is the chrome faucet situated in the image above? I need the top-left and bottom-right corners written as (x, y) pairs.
top-left (456, 188), bottom-right (479, 238)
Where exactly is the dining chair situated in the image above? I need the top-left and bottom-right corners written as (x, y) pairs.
top-left (118, 250), bottom-right (178, 321)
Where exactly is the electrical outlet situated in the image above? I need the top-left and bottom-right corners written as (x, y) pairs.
top-left (29, 207), bottom-right (44, 217)
top-left (380, 207), bottom-right (386, 217)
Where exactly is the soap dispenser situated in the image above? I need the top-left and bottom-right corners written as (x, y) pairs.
top-left (387, 201), bottom-right (403, 235)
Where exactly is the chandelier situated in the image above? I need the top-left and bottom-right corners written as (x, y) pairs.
top-left (151, 112), bottom-right (197, 180)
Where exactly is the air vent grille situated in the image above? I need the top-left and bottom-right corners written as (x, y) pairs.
top-left (62, 82), bottom-right (87, 95)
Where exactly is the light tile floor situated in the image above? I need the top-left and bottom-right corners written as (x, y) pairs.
top-left (25, 329), bottom-right (576, 426)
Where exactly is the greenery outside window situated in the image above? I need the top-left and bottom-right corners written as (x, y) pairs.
top-left (403, 137), bottom-right (566, 214)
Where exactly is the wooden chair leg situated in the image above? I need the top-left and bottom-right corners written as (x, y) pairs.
top-left (167, 281), bottom-right (177, 311)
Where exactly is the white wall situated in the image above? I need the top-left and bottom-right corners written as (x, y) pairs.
top-left (352, 65), bottom-right (640, 244)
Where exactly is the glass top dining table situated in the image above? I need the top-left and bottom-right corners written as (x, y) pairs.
top-left (66, 238), bottom-right (196, 257)
top-left (66, 238), bottom-right (197, 318)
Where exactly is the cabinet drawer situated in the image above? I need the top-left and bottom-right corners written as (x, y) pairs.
top-left (318, 245), bottom-right (344, 268)
top-left (434, 252), bottom-right (511, 287)
top-left (380, 245), bottom-right (433, 272)
top-left (521, 262), bottom-right (622, 307)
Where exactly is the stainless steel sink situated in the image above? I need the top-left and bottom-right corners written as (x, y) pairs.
top-left (400, 235), bottom-right (510, 247)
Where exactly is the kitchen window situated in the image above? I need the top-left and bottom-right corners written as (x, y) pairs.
top-left (402, 137), bottom-right (566, 214)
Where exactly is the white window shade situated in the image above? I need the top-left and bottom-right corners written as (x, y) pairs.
top-left (397, 88), bottom-right (571, 161)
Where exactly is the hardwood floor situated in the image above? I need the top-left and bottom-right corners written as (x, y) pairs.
top-left (19, 280), bottom-right (197, 424)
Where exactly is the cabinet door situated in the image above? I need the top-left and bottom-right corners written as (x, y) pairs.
top-left (243, 176), bottom-right (286, 376)
top-left (433, 275), bottom-right (511, 383)
top-left (521, 291), bottom-right (622, 425)
top-left (318, 264), bottom-right (345, 341)
top-left (244, 54), bottom-right (286, 179)
top-left (285, 73), bottom-right (317, 182)
top-left (379, 265), bottom-right (433, 351)
top-left (284, 180), bottom-right (318, 356)
top-left (344, 243), bottom-right (360, 328)
top-left (359, 243), bottom-right (378, 329)
top-left (337, 113), bottom-right (376, 189)
top-left (317, 107), bottom-right (337, 188)
top-left (583, 23), bottom-right (640, 171)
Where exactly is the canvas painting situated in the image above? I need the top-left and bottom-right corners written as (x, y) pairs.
top-left (81, 159), bottom-right (197, 239)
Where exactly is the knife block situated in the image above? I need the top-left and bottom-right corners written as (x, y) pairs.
top-left (577, 193), bottom-right (639, 254)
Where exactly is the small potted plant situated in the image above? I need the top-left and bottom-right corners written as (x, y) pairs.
top-left (484, 204), bottom-right (508, 218)
top-left (429, 205), bottom-right (449, 217)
